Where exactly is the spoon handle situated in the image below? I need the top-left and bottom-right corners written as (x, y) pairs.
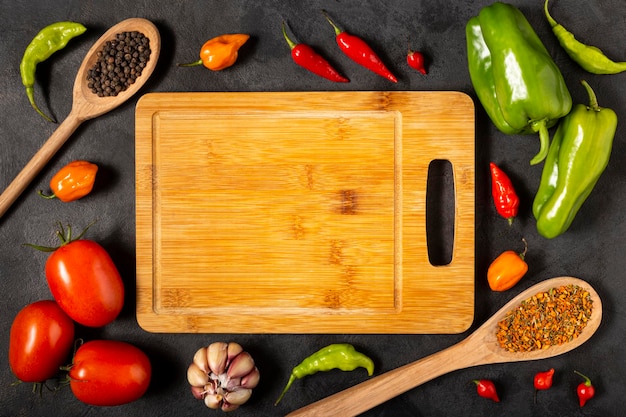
top-left (286, 337), bottom-right (486, 417)
top-left (0, 112), bottom-right (82, 218)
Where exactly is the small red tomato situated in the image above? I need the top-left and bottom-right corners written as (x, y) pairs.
top-left (9, 300), bottom-right (75, 383)
top-left (46, 237), bottom-right (124, 327)
top-left (68, 340), bottom-right (151, 406)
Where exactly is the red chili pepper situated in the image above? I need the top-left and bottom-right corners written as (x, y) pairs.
top-left (322, 10), bottom-right (397, 83)
top-left (574, 371), bottom-right (595, 407)
top-left (533, 368), bottom-right (555, 403)
top-left (534, 368), bottom-right (555, 391)
top-left (281, 22), bottom-right (348, 83)
top-left (489, 162), bottom-right (519, 225)
top-left (407, 37), bottom-right (427, 75)
top-left (473, 379), bottom-right (500, 402)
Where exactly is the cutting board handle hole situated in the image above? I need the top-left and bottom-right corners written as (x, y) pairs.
top-left (426, 159), bottom-right (454, 266)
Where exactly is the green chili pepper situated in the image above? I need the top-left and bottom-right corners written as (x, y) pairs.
top-left (533, 80), bottom-right (617, 239)
top-left (274, 343), bottom-right (374, 405)
top-left (466, 2), bottom-right (572, 165)
top-left (544, 0), bottom-right (626, 75)
top-left (20, 21), bottom-right (87, 122)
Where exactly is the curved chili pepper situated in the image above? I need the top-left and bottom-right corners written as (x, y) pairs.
top-left (178, 34), bottom-right (249, 71)
top-left (39, 160), bottom-right (98, 202)
top-left (544, 0), bottom-right (626, 74)
top-left (20, 21), bottom-right (87, 122)
top-left (281, 22), bottom-right (348, 83)
top-left (407, 37), bottom-right (427, 75)
top-left (489, 162), bottom-right (519, 225)
top-left (574, 371), bottom-right (595, 407)
top-left (274, 343), bottom-right (374, 405)
top-left (473, 379), bottom-right (500, 402)
top-left (322, 10), bottom-right (397, 83)
top-left (487, 238), bottom-right (528, 292)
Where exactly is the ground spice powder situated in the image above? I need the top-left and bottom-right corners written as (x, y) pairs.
top-left (496, 284), bottom-right (593, 352)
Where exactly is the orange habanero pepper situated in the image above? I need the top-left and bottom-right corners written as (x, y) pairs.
top-left (39, 160), bottom-right (98, 202)
top-left (178, 34), bottom-right (250, 71)
top-left (487, 238), bottom-right (528, 291)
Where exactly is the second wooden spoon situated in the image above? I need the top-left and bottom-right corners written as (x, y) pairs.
top-left (286, 276), bottom-right (602, 417)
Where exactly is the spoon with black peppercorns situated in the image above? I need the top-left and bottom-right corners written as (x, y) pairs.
top-left (0, 18), bottom-right (160, 218)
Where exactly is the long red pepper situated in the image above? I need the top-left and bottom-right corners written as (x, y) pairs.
top-left (322, 10), bottom-right (398, 83)
top-left (574, 371), bottom-right (595, 407)
top-left (490, 162), bottom-right (519, 225)
top-left (281, 22), bottom-right (348, 83)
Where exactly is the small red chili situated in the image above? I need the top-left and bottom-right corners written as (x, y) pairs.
top-left (574, 370), bottom-right (595, 407)
top-left (322, 10), bottom-right (397, 83)
top-left (490, 162), bottom-right (519, 225)
top-left (533, 368), bottom-right (554, 403)
top-left (534, 368), bottom-right (555, 391)
top-left (473, 379), bottom-right (500, 402)
top-left (406, 37), bottom-right (427, 75)
top-left (281, 22), bottom-right (348, 83)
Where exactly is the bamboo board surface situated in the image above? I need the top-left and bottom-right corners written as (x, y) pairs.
top-left (135, 91), bottom-right (475, 334)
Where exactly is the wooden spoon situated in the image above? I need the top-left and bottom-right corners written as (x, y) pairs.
top-left (0, 18), bottom-right (160, 218)
top-left (286, 276), bottom-right (602, 417)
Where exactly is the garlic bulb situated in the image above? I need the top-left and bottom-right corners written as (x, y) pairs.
top-left (187, 342), bottom-right (260, 412)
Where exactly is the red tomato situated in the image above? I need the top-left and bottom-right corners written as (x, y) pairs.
top-left (69, 340), bottom-right (151, 406)
top-left (46, 239), bottom-right (124, 327)
top-left (9, 300), bottom-right (75, 383)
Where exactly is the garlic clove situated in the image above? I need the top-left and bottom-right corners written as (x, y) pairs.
top-left (226, 342), bottom-right (243, 366)
top-left (227, 351), bottom-right (255, 379)
top-left (187, 363), bottom-right (209, 387)
top-left (241, 366), bottom-right (260, 389)
top-left (221, 402), bottom-right (240, 412)
top-left (193, 346), bottom-right (209, 373)
top-left (191, 385), bottom-right (205, 400)
top-left (224, 388), bottom-right (252, 405)
top-left (225, 377), bottom-right (242, 391)
top-left (204, 393), bottom-right (223, 409)
top-left (208, 342), bottom-right (229, 375)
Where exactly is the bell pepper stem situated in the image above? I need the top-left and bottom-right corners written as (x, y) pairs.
top-left (530, 119), bottom-right (550, 165)
top-left (581, 80), bottom-right (600, 111)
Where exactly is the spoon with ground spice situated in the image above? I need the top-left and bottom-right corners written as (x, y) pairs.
top-left (0, 18), bottom-right (160, 218)
top-left (287, 276), bottom-right (602, 417)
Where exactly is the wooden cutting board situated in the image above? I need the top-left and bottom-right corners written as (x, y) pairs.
top-left (135, 91), bottom-right (475, 334)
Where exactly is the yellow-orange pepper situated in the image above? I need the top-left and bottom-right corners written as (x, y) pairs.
top-left (487, 238), bottom-right (528, 291)
top-left (39, 160), bottom-right (98, 202)
top-left (178, 34), bottom-right (250, 71)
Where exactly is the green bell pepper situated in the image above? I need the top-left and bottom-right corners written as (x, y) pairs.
top-left (466, 2), bottom-right (572, 165)
top-left (533, 80), bottom-right (617, 239)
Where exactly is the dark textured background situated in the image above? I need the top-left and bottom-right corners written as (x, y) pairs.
top-left (1, 1), bottom-right (625, 416)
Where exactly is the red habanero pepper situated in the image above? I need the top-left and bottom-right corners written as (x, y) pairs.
top-left (490, 162), bottom-right (519, 225)
top-left (407, 37), bottom-right (427, 75)
top-left (574, 371), bottom-right (595, 407)
top-left (322, 10), bottom-right (397, 83)
top-left (473, 379), bottom-right (500, 402)
top-left (281, 22), bottom-right (348, 83)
